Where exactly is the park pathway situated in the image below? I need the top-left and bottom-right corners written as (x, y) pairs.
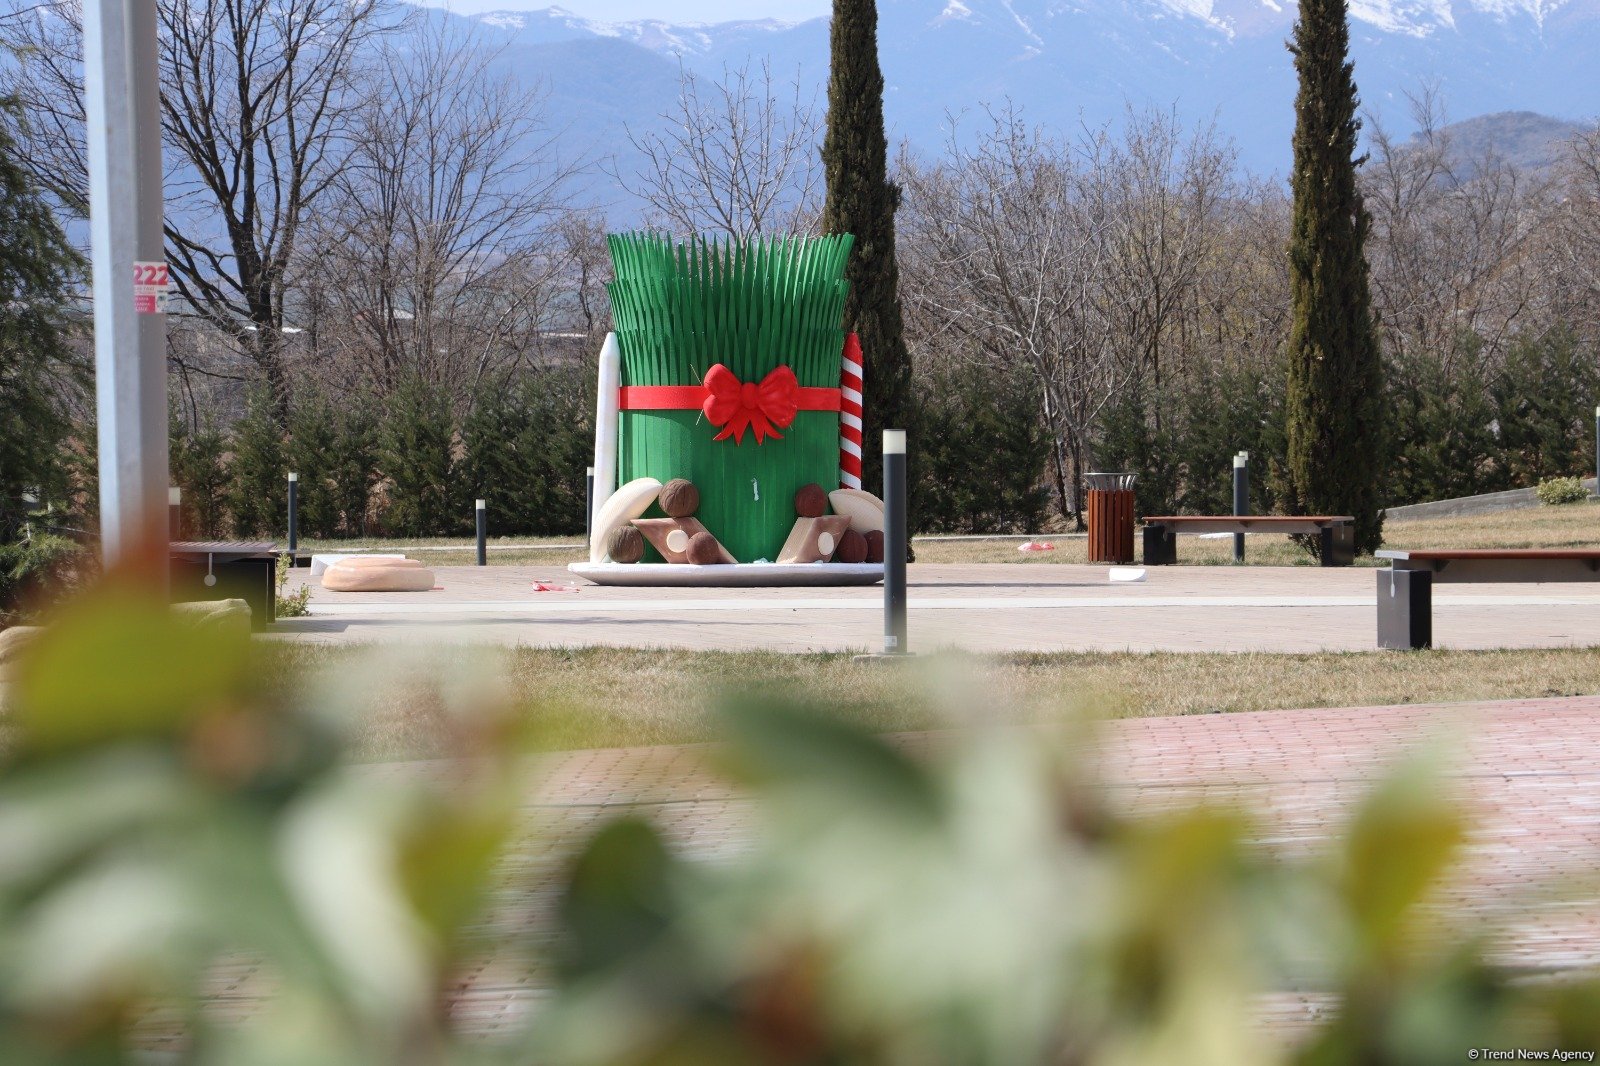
top-left (164, 693), bottom-right (1600, 1050)
top-left (278, 563), bottom-right (1600, 653)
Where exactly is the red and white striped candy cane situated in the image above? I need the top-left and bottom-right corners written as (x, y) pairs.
top-left (839, 333), bottom-right (864, 489)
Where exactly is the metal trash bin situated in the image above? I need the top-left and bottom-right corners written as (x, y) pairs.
top-left (1085, 472), bottom-right (1136, 564)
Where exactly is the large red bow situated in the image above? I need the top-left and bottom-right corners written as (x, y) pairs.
top-left (702, 363), bottom-right (800, 444)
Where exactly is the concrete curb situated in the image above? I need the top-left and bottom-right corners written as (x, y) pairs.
top-left (1383, 479), bottom-right (1597, 522)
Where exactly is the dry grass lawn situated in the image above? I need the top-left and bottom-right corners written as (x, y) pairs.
top-left (256, 642), bottom-right (1600, 758)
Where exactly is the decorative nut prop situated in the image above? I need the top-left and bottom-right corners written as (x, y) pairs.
top-left (686, 531), bottom-right (727, 565)
top-left (607, 525), bottom-right (645, 563)
top-left (777, 515), bottom-right (851, 563)
top-left (659, 478), bottom-right (700, 518)
top-left (793, 482), bottom-right (828, 519)
top-left (828, 488), bottom-right (886, 533)
top-left (634, 518), bottom-right (737, 564)
top-left (836, 528), bottom-right (868, 563)
top-left (864, 529), bottom-right (885, 563)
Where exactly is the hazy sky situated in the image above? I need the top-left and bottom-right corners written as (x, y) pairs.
top-left (421, 0), bottom-right (829, 22)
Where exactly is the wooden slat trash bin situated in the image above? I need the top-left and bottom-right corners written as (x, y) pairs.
top-left (1086, 472), bottom-right (1137, 564)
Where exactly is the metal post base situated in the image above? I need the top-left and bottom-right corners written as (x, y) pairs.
top-left (1321, 523), bottom-right (1356, 567)
top-left (1143, 524), bottom-right (1176, 565)
top-left (1377, 569), bottom-right (1432, 650)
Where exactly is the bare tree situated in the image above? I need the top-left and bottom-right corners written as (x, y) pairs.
top-left (899, 105), bottom-right (1235, 519)
top-left (298, 17), bottom-right (584, 404)
top-left (1548, 121), bottom-right (1600, 340)
top-left (1363, 88), bottom-right (1549, 371)
top-left (618, 59), bottom-right (821, 240)
top-left (1076, 108), bottom-right (1235, 422)
top-left (1, 0), bottom-right (393, 410)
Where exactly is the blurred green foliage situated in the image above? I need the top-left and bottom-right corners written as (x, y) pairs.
top-left (1, 588), bottom-right (1597, 1064)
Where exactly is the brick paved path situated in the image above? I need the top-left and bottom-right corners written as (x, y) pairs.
top-left (155, 694), bottom-right (1598, 1050)
top-left (278, 563), bottom-right (1600, 653)
top-left (441, 694), bottom-right (1600, 1039)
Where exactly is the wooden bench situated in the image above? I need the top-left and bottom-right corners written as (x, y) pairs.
top-left (1377, 548), bottom-right (1600, 650)
top-left (1143, 515), bottom-right (1356, 567)
top-left (170, 541), bottom-right (280, 630)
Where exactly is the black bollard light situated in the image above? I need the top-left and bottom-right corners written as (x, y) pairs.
top-left (1232, 451), bottom-right (1249, 564)
top-left (476, 498), bottom-right (487, 566)
top-left (883, 429), bottom-right (908, 655)
top-left (286, 472), bottom-right (298, 563)
top-left (585, 466), bottom-right (595, 541)
top-left (169, 486), bottom-right (181, 541)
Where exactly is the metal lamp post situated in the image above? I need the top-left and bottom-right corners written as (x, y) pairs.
top-left (883, 429), bottom-right (908, 655)
top-left (86, 0), bottom-right (169, 578)
top-left (1232, 451), bottom-right (1249, 563)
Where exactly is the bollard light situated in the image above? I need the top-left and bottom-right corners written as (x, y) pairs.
top-left (1232, 452), bottom-right (1249, 564)
top-left (882, 429), bottom-right (908, 655)
top-left (286, 471), bottom-right (299, 562)
top-left (475, 498), bottom-right (487, 567)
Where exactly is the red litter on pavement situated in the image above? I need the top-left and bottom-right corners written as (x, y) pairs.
top-left (532, 580), bottom-right (581, 593)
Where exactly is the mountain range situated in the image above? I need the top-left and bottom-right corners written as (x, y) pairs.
top-left (416, 0), bottom-right (1600, 208)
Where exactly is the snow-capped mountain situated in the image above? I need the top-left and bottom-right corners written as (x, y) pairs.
top-left (426, 0), bottom-right (1600, 190)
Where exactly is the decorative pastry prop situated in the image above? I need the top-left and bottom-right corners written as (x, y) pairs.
top-left (794, 482), bottom-right (828, 519)
top-left (686, 531), bottom-right (728, 565)
top-left (659, 478), bottom-right (700, 518)
top-left (835, 529), bottom-right (869, 564)
top-left (607, 525), bottom-right (645, 564)
top-left (590, 332), bottom-right (622, 516)
top-left (632, 517), bottom-right (736, 565)
top-left (322, 557), bottom-right (435, 592)
top-left (777, 514), bottom-right (851, 564)
top-left (864, 529), bottom-right (885, 564)
top-left (827, 488), bottom-right (886, 534)
top-left (589, 477), bottom-right (663, 563)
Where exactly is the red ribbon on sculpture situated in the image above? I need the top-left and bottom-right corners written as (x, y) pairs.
top-left (619, 363), bottom-right (841, 445)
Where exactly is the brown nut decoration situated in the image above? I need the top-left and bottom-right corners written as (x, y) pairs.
top-left (864, 529), bottom-right (885, 563)
top-left (835, 528), bottom-right (868, 564)
top-left (685, 530), bottom-right (727, 565)
top-left (793, 482), bottom-right (828, 519)
top-left (607, 524), bottom-right (645, 563)
top-left (659, 478), bottom-right (700, 518)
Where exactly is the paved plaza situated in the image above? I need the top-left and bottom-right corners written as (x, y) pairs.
top-left (279, 562), bottom-right (1600, 652)
top-left (246, 560), bottom-right (1600, 1046)
top-left (171, 694), bottom-right (1600, 1045)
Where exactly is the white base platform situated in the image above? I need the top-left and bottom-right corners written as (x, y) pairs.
top-left (569, 562), bottom-right (884, 588)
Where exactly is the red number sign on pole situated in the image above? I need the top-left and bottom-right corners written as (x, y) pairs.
top-left (132, 260), bottom-right (169, 314)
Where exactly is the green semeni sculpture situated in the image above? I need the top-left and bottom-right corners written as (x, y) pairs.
top-left (606, 232), bottom-right (856, 563)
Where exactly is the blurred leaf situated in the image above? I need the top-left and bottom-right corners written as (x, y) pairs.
top-left (715, 698), bottom-right (941, 823)
top-left (398, 797), bottom-right (516, 946)
top-left (12, 586), bottom-right (249, 756)
top-left (555, 817), bottom-right (679, 982)
top-left (1340, 768), bottom-right (1465, 959)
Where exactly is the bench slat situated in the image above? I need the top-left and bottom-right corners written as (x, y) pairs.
top-left (1144, 516), bottom-right (1353, 525)
top-left (1379, 549), bottom-right (1600, 562)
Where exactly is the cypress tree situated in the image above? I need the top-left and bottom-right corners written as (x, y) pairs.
top-left (286, 390), bottom-right (342, 538)
top-left (1284, 0), bottom-right (1384, 552)
top-left (227, 386), bottom-right (286, 537)
top-left (379, 378), bottom-right (455, 537)
top-left (820, 0), bottom-right (912, 493)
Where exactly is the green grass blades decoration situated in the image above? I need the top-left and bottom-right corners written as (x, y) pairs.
top-left (607, 233), bottom-right (855, 563)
